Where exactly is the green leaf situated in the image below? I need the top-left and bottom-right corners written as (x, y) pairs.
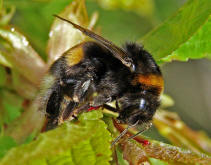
top-left (0, 111), bottom-right (112, 165)
top-left (164, 16), bottom-right (211, 62)
top-left (2, 101), bottom-right (22, 125)
top-left (0, 65), bottom-right (6, 87)
top-left (141, 0), bottom-right (211, 63)
top-left (0, 136), bottom-right (17, 158)
top-left (0, 90), bottom-right (23, 125)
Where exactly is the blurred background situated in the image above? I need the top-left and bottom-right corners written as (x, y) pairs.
top-left (3, 0), bottom-right (211, 137)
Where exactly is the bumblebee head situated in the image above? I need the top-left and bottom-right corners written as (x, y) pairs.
top-left (117, 93), bottom-right (160, 125)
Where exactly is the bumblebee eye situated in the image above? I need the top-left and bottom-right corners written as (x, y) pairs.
top-left (123, 57), bottom-right (135, 72)
top-left (131, 64), bottom-right (136, 72)
top-left (139, 98), bottom-right (146, 110)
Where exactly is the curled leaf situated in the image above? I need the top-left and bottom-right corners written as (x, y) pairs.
top-left (0, 27), bottom-right (47, 86)
top-left (47, 0), bottom-right (98, 65)
top-left (113, 118), bottom-right (211, 164)
top-left (154, 110), bottom-right (211, 155)
top-left (120, 139), bottom-right (211, 165)
top-left (160, 94), bottom-right (174, 108)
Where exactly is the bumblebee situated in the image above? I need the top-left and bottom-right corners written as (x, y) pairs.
top-left (40, 15), bottom-right (164, 141)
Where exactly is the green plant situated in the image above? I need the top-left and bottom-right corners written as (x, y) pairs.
top-left (0, 0), bottom-right (211, 164)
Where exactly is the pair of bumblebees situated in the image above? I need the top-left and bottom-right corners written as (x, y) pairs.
top-left (40, 15), bottom-right (164, 144)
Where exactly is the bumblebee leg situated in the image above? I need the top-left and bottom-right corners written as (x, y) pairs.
top-left (58, 95), bottom-right (78, 124)
top-left (103, 104), bottom-right (118, 112)
top-left (90, 94), bottom-right (112, 107)
top-left (66, 103), bottom-right (90, 119)
top-left (61, 77), bottom-right (93, 102)
top-left (45, 84), bottom-right (63, 130)
top-left (115, 99), bottom-right (120, 111)
top-left (50, 78), bottom-right (93, 124)
top-left (73, 79), bottom-right (92, 102)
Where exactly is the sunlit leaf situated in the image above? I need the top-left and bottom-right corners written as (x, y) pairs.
top-left (0, 111), bottom-right (112, 165)
top-left (0, 27), bottom-right (47, 85)
top-left (47, 0), bottom-right (98, 64)
top-left (164, 16), bottom-right (211, 62)
top-left (141, 0), bottom-right (211, 63)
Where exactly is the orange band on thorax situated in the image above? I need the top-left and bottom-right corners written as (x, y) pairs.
top-left (132, 74), bottom-right (164, 93)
